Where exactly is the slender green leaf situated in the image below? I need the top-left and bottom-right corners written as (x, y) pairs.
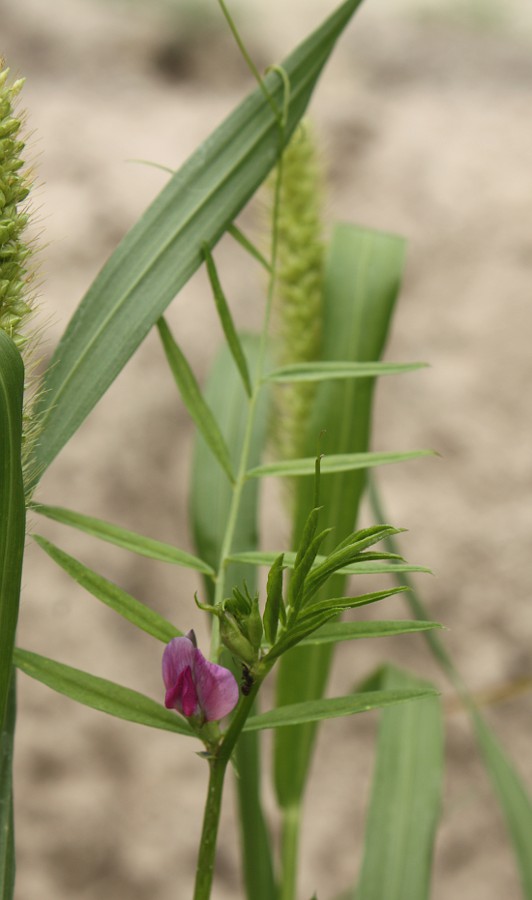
top-left (32, 535), bottom-right (181, 643)
top-left (298, 619), bottom-right (442, 646)
top-left (244, 688), bottom-right (436, 732)
top-left (302, 525), bottom-right (401, 600)
top-left (13, 648), bottom-right (194, 736)
top-left (275, 224), bottom-right (407, 813)
top-left (191, 336), bottom-right (269, 591)
top-left (227, 224), bottom-right (271, 273)
top-left (265, 360), bottom-right (426, 382)
top-left (202, 244), bottom-right (252, 396)
top-left (228, 550), bottom-right (431, 577)
top-left (356, 666), bottom-right (443, 900)
top-left (29, 0), bottom-right (366, 482)
top-left (190, 336), bottom-right (275, 900)
top-left (31, 502), bottom-right (214, 576)
top-left (288, 527), bottom-right (331, 618)
top-left (369, 475), bottom-right (532, 897)
top-left (0, 332), bottom-right (25, 732)
top-left (266, 610), bottom-right (341, 662)
top-left (263, 554), bottom-right (285, 644)
top-left (247, 449), bottom-right (433, 478)
top-left (301, 586), bottom-right (408, 619)
top-left (0, 676), bottom-right (16, 900)
top-left (471, 712), bottom-right (532, 898)
top-left (157, 317), bottom-right (235, 482)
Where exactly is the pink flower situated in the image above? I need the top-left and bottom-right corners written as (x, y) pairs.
top-left (162, 631), bottom-right (239, 723)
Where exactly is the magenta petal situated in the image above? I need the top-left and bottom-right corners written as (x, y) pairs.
top-left (192, 650), bottom-right (239, 722)
top-left (176, 666), bottom-right (199, 717)
top-left (162, 636), bottom-right (196, 691)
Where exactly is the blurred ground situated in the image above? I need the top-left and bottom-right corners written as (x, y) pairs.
top-left (3, 0), bottom-right (532, 897)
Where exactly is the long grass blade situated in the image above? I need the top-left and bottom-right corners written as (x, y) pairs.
top-left (368, 475), bottom-right (532, 897)
top-left (274, 224), bottom-right (408, 813)
top-left (29, 0), bottom-right (365, 483)
top-left (356, 665), bottom-right (443, 900)
top-left (0, 676), bottom-right (16, 900)
top-left (471, 712), bottom-right (532, 898)
top-left (0, 333), bottom-right (25, 732)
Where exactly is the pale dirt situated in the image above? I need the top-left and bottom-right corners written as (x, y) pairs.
top-left (2, 0), bottom-right (532, 898)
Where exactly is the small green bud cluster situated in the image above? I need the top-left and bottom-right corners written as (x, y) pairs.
top-left (199, 465), bottom-right (405, 678)
top-left (0, 66), bottom-right (32, 351)
top-left (197, 585), bottom-right (264, 669)
top-left (221, 585), bottom-right (263, 667)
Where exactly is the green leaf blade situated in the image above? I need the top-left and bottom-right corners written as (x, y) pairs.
top-left (247, 449), bottom-right (434, 478)
top-left (0, 676), bottom-right (16, 900)
top-left (471, 711), bottom-right (532, 898)
top-left (13, 648), bottom-right (193, 736)
top-left (157, 317), bottom-right (235, 482)
top-left (190, 336), bottom-right (276, 900)
top-left (0, 332), bottom-right (25, 731)
top-left (33, 535), bottom-right (181, 643)
top-left (244, 688), bottom-right (437, 732)
top-left (369, 475), bottom-right (532, 896)
top-left (356, 666), bottom-right (444, 900)
top-left (298, 619), bottom-right (442, 646)
top-left (202, 244), bottom-right (252, 396)
top-left (29, 0), bottom-right (366, 482)
top-left (265, 360), bottom-right (427, 382)
top-left (227, 550), bottom-right (431, 577)
top-left (274, 224), bottom-right (408, 811)
top-left (31, 502), bottom-right (215, 575)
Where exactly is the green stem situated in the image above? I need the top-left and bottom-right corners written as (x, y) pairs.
top-left (193, 757), bottom-right (228, 900)
top-left (215, 0), bottom-right (280, 124)
top-left (279, 805), bottom-right (300, 900)
top-left (192, 679), bottom-right (263, 900)
top-left (209, 114), bottom-right (285, 662)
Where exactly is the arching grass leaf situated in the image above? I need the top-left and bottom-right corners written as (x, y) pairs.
top-left (28, 0), bottom-right (366, 483)
top-left (356, 666), bottom-right (443, 900)
top-left (0, 332), bottom-right (25, 731)
top-left (0, 676), bottom-right (16, 900)
top-left (274, 224), bottom-right (408, 816)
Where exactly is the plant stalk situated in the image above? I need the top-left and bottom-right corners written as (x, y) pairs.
top-left (279, 805), bottom-right (300, 900)
top-left (192, 680), bottom-right (263, 900)
top-left (193, 757), bottom-right (228, 900)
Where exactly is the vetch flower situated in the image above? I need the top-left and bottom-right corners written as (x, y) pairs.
top-left (162, 631), bottom-right (239, 724)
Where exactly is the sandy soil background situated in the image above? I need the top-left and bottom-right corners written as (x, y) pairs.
top-left (3, 0), bottom-right (532, 897)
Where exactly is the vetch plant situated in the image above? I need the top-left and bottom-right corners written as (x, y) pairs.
top-left (1, 2), bottom-right (532, 899)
